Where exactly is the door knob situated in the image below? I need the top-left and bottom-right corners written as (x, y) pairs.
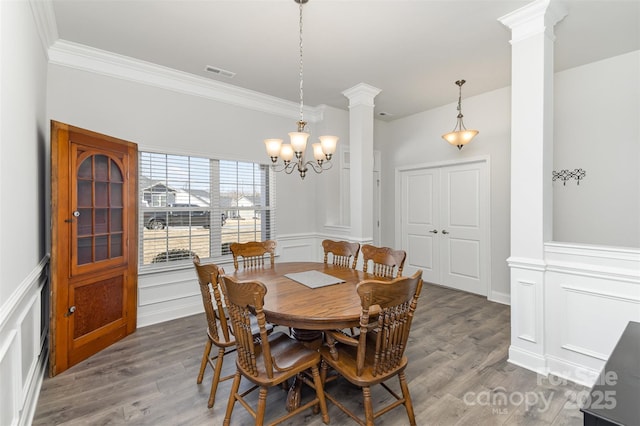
top-left (429, 229), bottom-right (438, 234)
top-left (442, 230), bottom-right (449, 234)
top-left (64, 305), bottom-right (76, 317)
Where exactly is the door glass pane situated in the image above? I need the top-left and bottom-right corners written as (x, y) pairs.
top-left (95, 182), bottom-right (108, 207)
top-left (95, 155), bottom-right (109, 181)
top-left (110, 208), bottom-right (123, 232)
top-left (111, 234), bottom-right (123, 257)
top-left (77, 208), bottom-right (92, 236)
top-left (77, 181), bottom-right (92, 207)
top-left (110, 183), bottom-right (123, 207)
top-left (95, 236), bottom-right (108, 261)
top-left (78, 237), bottom-right (92, 265)
top-left (76, 154), bottom-right (126, 266)
top-left (95, 209), bottom-right (108, 234)
top-left (110, 161), bottom-right (123, 182)
top-left (78, 158), bottom-right (92, 179)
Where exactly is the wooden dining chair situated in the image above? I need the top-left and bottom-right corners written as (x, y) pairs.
top-left (219, 275), bottom-right (330, 426)
top-left (192, 255), bottom-right (236, 409)
top-left (361, 244), bottom-right (407, 278)
top-left (322, 239), bottom-right (360, 269)
top-left (319, 270), bottom-right (424, 426)
top-left (230, 240), bottom-right (276, 270)
top-left (192, 255), bottom-right (273, 409)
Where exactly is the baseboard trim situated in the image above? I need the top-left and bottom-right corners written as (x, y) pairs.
top-left (489, 290), bottom-right (510, 305)
top-left (546, 354), bottom-right (601, 388)
top-left (508, 345), bottom-right (547, 375)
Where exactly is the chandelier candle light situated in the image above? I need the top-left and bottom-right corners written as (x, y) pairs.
top-left (442, 79), bottom-right (479, 150)
top-left (264, 0), bottom-right (338, 179)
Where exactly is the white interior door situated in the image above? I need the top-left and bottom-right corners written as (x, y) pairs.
top-left (440, 163), bottom-right (487, 295)
top-left (401, 168), bottom-right (440, 283)
top-left (399, 160), bottom-right (488, 296)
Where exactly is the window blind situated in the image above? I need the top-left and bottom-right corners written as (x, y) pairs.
top-left (139, 152), bottom-right (275, 268)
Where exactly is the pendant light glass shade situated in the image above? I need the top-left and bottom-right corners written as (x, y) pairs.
top-left (442, 129), bottom-right (479, 147)
top-left (289, 131), bottom-right (310, 154)
top-left (264, 139), bottom-right (283, 159)
top-left (442, 79), bottom-right (478, 150)
top-left (280, 144), bottom-right (295, 162)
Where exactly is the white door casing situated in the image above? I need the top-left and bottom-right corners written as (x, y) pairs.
top-left (397, 158), bottom-right (490, 296)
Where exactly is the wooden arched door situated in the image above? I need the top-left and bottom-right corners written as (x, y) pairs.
top-left (50, 121), bottom-right (138, 375)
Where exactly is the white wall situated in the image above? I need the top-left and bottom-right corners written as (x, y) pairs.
top-left (375, 50), bottom-right (640, 301)
top-left (554, 50), bottom-right (640, 248)
top-left (377, 86), bottom-right (512, 300)
top-left (46, 58), bottom-right (351, 326)
top-left (0, 1), bottom-right (50, 425)
top-left (47, 64), bottom-right (325, 235)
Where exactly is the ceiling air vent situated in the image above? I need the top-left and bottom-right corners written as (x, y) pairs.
top-left (205, 65), bottom-right (236, 79)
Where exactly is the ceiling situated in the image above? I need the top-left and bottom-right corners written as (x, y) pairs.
top-left (50, 0), bottom-right (639, 121)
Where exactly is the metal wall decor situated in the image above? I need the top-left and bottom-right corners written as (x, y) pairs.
top-left (552, 168), bottom-right (586, 185)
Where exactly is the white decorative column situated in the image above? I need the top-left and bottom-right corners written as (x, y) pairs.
top-left (342, 83), bottom-right (381, 242)
top-left (499, 1), bottom-right (567, 373)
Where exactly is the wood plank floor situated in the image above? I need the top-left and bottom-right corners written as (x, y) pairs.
top-left (34, 283), bottom-right (587, 425)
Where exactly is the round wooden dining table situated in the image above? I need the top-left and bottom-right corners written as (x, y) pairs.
top-left (229, 261), bottom-right (385, 337)
top-left (228, 261), bottom-right (387, 412)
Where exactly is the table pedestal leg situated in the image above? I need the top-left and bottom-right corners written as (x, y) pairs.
top-left (286, 328), bottom-right (323, 412)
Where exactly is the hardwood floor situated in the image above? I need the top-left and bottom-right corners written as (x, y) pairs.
top-left (33, 284), bottom-right (586, 425)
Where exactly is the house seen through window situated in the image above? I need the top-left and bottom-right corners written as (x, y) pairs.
top-left (139, 152), bottom-right (274, 267)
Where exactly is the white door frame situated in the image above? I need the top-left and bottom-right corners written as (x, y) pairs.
top-left (395, 155), bottom-right (492, 297)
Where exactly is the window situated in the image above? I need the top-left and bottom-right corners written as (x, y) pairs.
top-left (139, 152), bottom-right (275, 268)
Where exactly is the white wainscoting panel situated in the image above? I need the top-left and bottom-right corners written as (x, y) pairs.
top-left (0, 329), bottom-right (18, 426)
top-left (18, 293), bottom-right (40, 404)
top-left (544, 243), bottom-right (640, 386)
top-left (514, 279), bottom-right (537, 343)
top-left (137, 266), bottom-right (206, 328)
top-left (0, 256), bottom-right (49, 426)
top-left (276, 234), bottom-right (318, 262)
top-left (507, 257), bottom-right (548, 372)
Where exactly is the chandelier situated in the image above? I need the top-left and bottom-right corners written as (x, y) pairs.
top-left (264, 0), bottom-right (338, 179)
top-left (442, 79), bottom-right (479, 150)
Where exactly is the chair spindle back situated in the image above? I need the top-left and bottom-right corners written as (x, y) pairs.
top-left (192, 255), bottom-right (231, 344)
top-left (230, 240), bottom-right (276, 270)
top-left (322, 239), bottom-right (360, 269)
top-left (355, 270), bottom-right (423, 376)
top-left (361, 244), bottom-right (407, 278)
top-left (220, 276), bottom-right (275, 378)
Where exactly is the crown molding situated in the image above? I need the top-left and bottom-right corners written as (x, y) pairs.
top-left (29, 0), bottom-right (59, 58)
top-left (342, 83), bottom-right (382, 108)
top-left (498, 0), bottom-right (568, 43)
top-left (47, 39), bottom-right (324, 122)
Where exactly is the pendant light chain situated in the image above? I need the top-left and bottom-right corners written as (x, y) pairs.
top-left (456, 81), bottom-right (463, 117)
top-left (298, 0), bottom-right (305, 130)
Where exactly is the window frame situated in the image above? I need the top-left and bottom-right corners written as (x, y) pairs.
top-left (138, 150), bottom-right (276, 271)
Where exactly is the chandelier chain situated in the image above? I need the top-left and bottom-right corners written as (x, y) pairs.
top-left (298, 0), bottom-right (304, 125)
top-left (263, 0), bottom-right (338, 179)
